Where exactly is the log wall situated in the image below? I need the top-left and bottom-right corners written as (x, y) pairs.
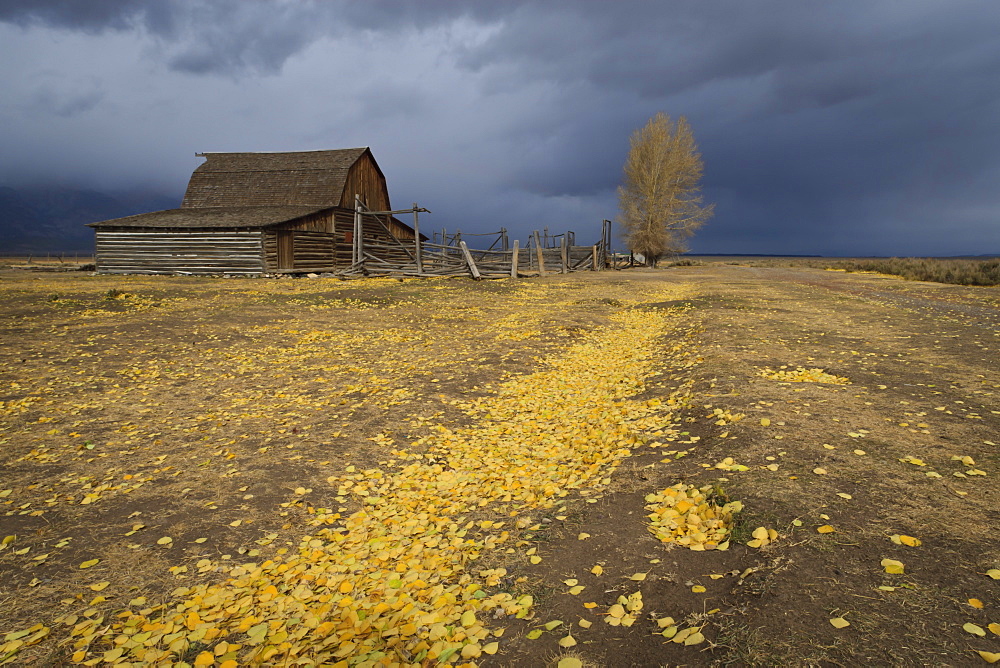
top-left (95, 230), bottom-right (264, 275)
top-left (263, 231), bottom-right (338, 273)
top-left (279, 210), bottom-right (337, 234)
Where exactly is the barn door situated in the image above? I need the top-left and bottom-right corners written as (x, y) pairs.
top-left (277, 231), bottom-right (294, 271)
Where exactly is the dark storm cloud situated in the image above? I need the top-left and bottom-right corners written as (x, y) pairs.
top-left (2, 0), bottom-right (999, 255)
top-left (0, 0), bottom-right (147, 32)
top-left (0, 0), bottom-right (519, 76)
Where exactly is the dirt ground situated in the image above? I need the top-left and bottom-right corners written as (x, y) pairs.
top-left (1, 265), bottom-right (998, 667)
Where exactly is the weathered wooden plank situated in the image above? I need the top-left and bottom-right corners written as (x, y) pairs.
top-left (533, 231), bottom-right (546, 277)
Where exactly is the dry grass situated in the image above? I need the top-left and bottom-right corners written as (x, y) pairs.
top-left (681, 255), bottom-right (1000, 285)
top-left (1, 266), bottom-right (998, 666)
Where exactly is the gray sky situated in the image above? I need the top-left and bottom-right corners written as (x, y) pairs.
top-left (1, 0), bottom-right (998, 256)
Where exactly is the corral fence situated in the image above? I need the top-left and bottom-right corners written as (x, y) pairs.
top-left (338, 199), bottom-right (614, 279)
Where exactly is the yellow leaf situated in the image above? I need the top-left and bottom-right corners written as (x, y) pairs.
top-left (813, 468), bottom-right (827, 475)
top-left (881, 558), bottom-right (904, 574)
top-left (987, 569), bottom-right (1000, 580)
top-left (461, 643), bottom-right (481, 659)
top-left (577, 532), bottom-right (590, 540)
top-left (829, 617), bottom-right (850, 629)
top-left (530, 555), bottom-right (542, 564)
top-left (194, 537), bottom-right (208, 544)
top-left (964, 622), bottom-right (986, 636)
top-left (557, 659), bottom-right (583, 668)
top-left (194, 651), bottom-right (215, 666)
top-left (89, 582), bottom-right (109, 592)
top-left (569, 586), bottom-right (585, 595)
top-left (817, 525), bottom-right (835, 534)
top-left (460, 610), bottom-right (476, 628)
top-left (977, 651), bottom-right (1000, 664)
top-left (229, 520), bottom-right (242, 527)
top-left (608, 604), bottom-right (625, 618)
top-left (590, 565), bottom-right (603, 576)
top-left (853, 449), bottom-right (866, 456)
top-left (578, 619), bottom-right (592, 629)
top-left (684, 631), bottom-right (705, 645)
top-left (691, 585), bottom-right (706, 593)
top-left (836, 493), bottom-right (852, 499)
top-left (563, 579), bottom-right (578, 586)
top-left (760, 418), bottom-right (771, 427)
top-left (989, 622), bottom-right (1000, 636)
top-left (968, 598), bottom-right (984, 609)
top-left (583, 602), bottom-right (598, 609)
top-left (482, 642), bottom-right (499, 655)
top-left (557, 634), bottom-right (577, 648)
top-left (157, 536), bottom-right (172, 545)
top-left (629, 572), bottom-right (647, 581)
top-left (898, 535), bottom-right (921, 547)
top-left (79, 559), bottom-right (99, 569)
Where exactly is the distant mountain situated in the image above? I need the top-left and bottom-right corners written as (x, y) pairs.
top-left (0, 185), bottom-right (179, 253)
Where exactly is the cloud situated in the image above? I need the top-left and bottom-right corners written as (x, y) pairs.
top-left (1, 1), bottom-right (999, 255)
top-left (26, 82), bottom-right (106, 118)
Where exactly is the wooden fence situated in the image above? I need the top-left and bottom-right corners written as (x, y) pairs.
top-left (338, 200), bottom-right (611, 280)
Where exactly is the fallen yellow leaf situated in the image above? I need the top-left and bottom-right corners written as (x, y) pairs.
top-left (557, 658), bottom-right (583, 668)
top-left (964, 622), bottom-right (986, 636)
top-left (881, 558), bottom-right (904, 574)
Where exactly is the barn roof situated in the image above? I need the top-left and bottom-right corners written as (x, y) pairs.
top-left (87, 206), bottom-right (330, 229)
top-left (181, 148), bottom-right (375, 208)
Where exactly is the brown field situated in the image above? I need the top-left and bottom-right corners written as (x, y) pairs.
top-left (1, 265), bottom-right (998, 667)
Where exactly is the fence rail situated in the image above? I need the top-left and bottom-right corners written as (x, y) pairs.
top-left (338, 202), bottom-right (611, 280)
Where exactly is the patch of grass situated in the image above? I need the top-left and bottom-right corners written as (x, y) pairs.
top-left (832, 257), bottom-right (1000, 286)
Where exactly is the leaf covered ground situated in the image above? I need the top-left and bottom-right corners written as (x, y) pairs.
top-left (0, 266), bottom-right (998, 666)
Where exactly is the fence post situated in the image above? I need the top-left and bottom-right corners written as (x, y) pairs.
top-left (560, 235), bottom-right (568, 274)
top-left (533, 231), bottom-right (546, 277)
top-left (511, 239), bottom-right (519, 278)
top-left (412, 202), bottom-right (422, 274)
top-left (459, 241), bottom-right (481, 280)
top-left (354, 194), bottom-right (363, 265)
top-left (592, 245), bottom-right (599, 271)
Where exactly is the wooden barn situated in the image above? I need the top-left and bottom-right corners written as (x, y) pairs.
top-left (88, 148), bottom-right (419, 275)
